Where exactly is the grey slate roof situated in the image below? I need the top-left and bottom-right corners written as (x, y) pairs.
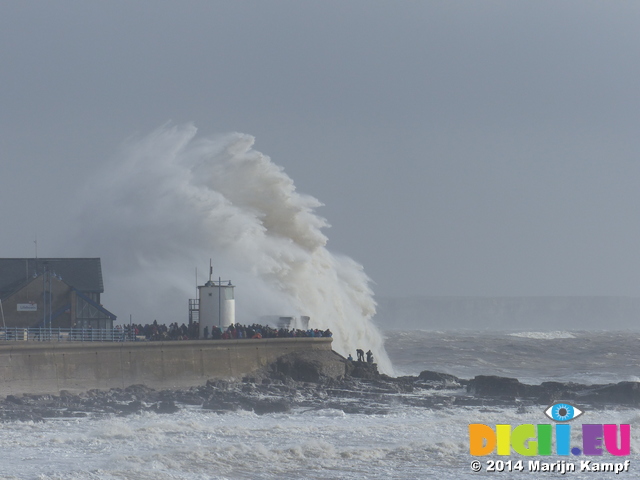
top-left (0, 258), bottom-right (104, 300)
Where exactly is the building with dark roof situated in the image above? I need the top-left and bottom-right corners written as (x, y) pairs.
top-left (0, 258), bottom-right (116, 329)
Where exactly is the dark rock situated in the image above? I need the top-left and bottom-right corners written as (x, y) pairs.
top-left (5, 395), bottom-right (24, 405)
top-left (242, 384), bottom-right (257, 394)
top-left (536, 381), bottom-right (579, 403)
top-left (202, 400), bottom-right (238, 412)
top-left (349, 362), bottom-right (379, 380)
top-left (23, 393), bottom-right (53, 402)
top-left (275, 356), bottom-right (321, 382)
top-left (117, 400), bottom-right (143, 414)
top-left (40, 409), bottom-right (62, 418)
top-left (149, 400), bottom-right (179, 414)
top-left (418, 370), bottom-right (461, 384)
top-left (580, 381), bottom-right (640, 406)
top-left (273, 350), bottom-right (347, 382)
top-left (468, 375), bottom-right (527, 397)
top-left (207, 380), bottom-right (231, 390)
top-left (173, 392), bottom-right (204, 406)
top-left (125, 384), bottom-right (155, 395)
top-left (250, 399), bottom-right (291, 415)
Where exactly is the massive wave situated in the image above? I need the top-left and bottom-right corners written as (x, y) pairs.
top-left (76, 124), bottom-right (392, 373)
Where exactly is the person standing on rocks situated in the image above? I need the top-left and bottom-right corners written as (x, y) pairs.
top-left (366, 350), bottom-right (373, 364)
top-left (356, 349), bottom-right (365, 362)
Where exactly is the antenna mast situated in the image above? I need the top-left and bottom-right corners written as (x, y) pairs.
top-left (0, 299), bottom-right (6, 331)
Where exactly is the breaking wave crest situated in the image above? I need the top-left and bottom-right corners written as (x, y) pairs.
top-left (74, 123), bottom-right (392, 373)
top-left (508, 331), bottom-right (576, 340)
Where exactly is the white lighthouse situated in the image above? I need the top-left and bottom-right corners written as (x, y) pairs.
top-left (198, 277), bottom-right (235, 337)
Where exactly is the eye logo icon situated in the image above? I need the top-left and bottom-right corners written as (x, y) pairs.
top-left (544, 403), bottom-right (584, 422)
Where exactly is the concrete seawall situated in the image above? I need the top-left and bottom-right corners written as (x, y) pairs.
top-left (0, 338), bottom-right (334, 396)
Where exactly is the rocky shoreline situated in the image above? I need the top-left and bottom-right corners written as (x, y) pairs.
top-left (1, 351), bottom-right (639, 422)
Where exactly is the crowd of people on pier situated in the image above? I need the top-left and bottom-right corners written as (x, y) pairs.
top-left (117, 321), bottom-right (199, 341)
top-left (116, 321), bottom-right (332, 342)
top-left (115, 321), bottom-right (375, 363)
top-left (201, 323), bottom-right (333, 340)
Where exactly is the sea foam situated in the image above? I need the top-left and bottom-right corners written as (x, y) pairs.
top-left (508, 331), bottom-right (576, 340)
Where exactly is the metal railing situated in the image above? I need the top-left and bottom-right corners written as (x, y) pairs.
top-left (0, 327), bottom-right (143, 342)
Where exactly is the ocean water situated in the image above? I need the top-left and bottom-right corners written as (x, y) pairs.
top-left (385, 330), bottom-right (640, 385)
top-left (2, 330), bottom-right (639, 479)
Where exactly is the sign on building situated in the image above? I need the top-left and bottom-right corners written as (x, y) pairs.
top-left (17, 303), bottom-right (37, 312)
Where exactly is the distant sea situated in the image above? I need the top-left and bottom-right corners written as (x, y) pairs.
top-left (1, 330), bottom-right (638, 479)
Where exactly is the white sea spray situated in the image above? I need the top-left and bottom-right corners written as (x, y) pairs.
top-left (73, 123), bottom-right (392, 373)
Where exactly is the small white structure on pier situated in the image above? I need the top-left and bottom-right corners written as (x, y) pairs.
top-left (198, 277), bottom-right (235, 337)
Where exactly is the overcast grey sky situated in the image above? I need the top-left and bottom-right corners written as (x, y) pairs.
top-left (2, 1), bottom-right (640, 301)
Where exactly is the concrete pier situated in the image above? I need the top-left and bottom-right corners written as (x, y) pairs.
top-left (0, 337), bottom-right (333, 396)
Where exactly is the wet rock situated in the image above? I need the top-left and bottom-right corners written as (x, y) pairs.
top-left (580, 381), bottom-right (640, 406)
top-left (202, 400), bottom-right (238, 412)
top-left (418, 370), bottom-right (461, 384)
top-left (536, 381), bottom-right (579, 404)
top-left (275, 356), bottom-right (322, 382)
top-left (173, 392), bottom-right (204, 406)
top-left (17, 412), bottom-right (45, 422)
top-left (207, 380), bottom-right (231, 390)
top-left (5, 395), bottom-right (24, 405)
top-left (274, 351), bottom-right (347, 382)
top-left (349, 362), bottom-right (379, 380)
top-left (467, 375), bottom-right (528, 397)
top-left (250, 399), bottom-right (291, 415)
top-left (125, 384), bottom-right (156, 397)
top-left (117, 400), bottom-right (144, 414)
top-left (149, 400), bottom-right (179, 414)
top-left (241, 384), bottom-right (257, 394)
top-left (464, 374), bottom-right (640, 408)
top-left (40, 409), bottom-right (62, 418)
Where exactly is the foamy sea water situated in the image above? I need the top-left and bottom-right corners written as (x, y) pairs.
top-left (2, 330), bottom-right (640, 479)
